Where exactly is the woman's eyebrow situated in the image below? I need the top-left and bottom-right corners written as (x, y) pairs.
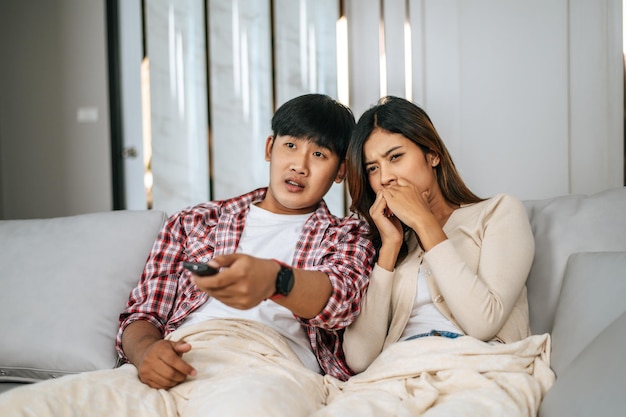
top-left (364, 145), bottom-right (403, 166)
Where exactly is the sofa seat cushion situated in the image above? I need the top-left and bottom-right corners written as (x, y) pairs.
top-left (0, 382), bottom-right (30, 395)
top-left (0, 210), bottom-right (166, 383)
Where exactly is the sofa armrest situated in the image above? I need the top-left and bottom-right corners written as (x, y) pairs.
top-left (538, 251), bottom-right (626, 417)
top-left (548, 251), bottom-right (626, 375)
top-left (539, 310), bottom-right (626, 417)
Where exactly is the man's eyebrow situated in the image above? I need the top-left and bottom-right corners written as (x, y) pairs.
top-left (364, 145), bottom-right (403, 166)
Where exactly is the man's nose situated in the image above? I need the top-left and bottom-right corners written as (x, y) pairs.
top-left (290, 153), bottom-right (308, 175)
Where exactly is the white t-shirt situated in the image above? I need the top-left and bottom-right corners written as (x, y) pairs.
top-left (180, 204), bottom-right (321, 373)
top-left (400, 264), bottom-right (461, 340)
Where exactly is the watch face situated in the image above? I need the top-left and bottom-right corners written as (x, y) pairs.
top-left (277, 266), bottom-right (294, 296)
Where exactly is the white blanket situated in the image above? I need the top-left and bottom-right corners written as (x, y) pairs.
top-left (0, 321), bottom-right (554, 417)
top-left (317, 334), bottom-right (555, 417)
top-left (0, 319), bottom-right (326, 417)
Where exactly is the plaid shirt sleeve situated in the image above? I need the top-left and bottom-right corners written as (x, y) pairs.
top-left (293, 208), bottom-right (376, 380)
top-left (304, 216), bottom-right (375, 330)
top-left (115, 204), bottom-right (220, 360)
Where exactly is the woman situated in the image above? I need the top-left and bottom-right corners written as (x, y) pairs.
top-left (343, 96), bottom-right (536, 374)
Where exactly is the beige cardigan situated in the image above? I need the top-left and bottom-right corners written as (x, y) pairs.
top-left (344, 194), bottom-right (535, 373)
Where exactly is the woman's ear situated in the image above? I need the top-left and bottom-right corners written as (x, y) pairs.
top-left (429, 153), bottom-right (440, 167)
top-left (334, 160), bottom-right (347, 183)
top-left (264, 136), bottom-right (275, 161)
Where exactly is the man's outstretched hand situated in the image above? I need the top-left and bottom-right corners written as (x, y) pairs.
top-left (191, 254), bottom-right (279, 310)
top-left (191, 254), bottom-right (332, 318)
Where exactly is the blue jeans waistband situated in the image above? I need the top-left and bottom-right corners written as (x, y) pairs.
top-left (404, 330), bottom-right (463, 341)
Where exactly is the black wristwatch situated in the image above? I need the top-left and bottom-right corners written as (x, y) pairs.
top-left (274, 263), bottom-right (294, 297)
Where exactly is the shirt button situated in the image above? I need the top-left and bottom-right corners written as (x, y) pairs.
top-left (434, 295), bottom-right (444, 303)
top-left (201, 257), bottom-right (208, 262)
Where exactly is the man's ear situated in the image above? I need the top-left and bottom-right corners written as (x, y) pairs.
top-left (334, 160), bottom-right (347, 183)
top-left (264, 136), bottom-right (275, 161)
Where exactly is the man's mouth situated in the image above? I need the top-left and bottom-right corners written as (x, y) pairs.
top-left (285, 179), bottom-right (304, 189)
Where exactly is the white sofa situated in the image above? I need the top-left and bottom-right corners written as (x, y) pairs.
top-left (1, 187), bottom-right (625, 416)
top-left (522, 186), bottom-right (626, 416)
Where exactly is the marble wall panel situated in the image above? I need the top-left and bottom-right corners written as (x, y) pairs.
top-left (145, 0), bottom-right (210, 214)
top-left (274, 0), bottom-right (345, 215)
top-left (208, 0), bottom-right (274, 202)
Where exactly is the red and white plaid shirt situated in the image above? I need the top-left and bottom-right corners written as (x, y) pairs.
top-left (116, 188), bottom-right (375, 380)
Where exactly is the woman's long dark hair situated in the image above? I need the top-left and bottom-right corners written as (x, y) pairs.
top-left (347, 96), bottom-right (483, 264)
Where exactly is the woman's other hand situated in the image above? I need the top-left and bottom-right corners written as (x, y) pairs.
top-left (370, 190), bottom-right (403, 271)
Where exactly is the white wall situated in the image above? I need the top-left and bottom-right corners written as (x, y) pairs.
top-left (346, 0), bottom-right (624, 201)
top-left (0, 0), bottom-right (623, 220)
top-left (0, 0), bottom-right (112, 220)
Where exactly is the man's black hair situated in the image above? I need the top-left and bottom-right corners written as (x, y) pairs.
top-left (271, 94), bottom-right (355, 161)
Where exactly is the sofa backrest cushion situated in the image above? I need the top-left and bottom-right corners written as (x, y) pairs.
top-left (0, 210), bottom-right (167, 383)
top-left (523, 186), bottom-right (626, 335)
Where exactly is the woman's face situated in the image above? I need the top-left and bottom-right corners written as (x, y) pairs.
top-left (363, 129), bottom-right (437, 194)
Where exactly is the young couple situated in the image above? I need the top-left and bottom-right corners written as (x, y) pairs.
top-left (0, 94), bottom-right (551, 417)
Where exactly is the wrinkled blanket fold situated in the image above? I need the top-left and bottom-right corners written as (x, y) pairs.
top-left (318, 334), bottom-right (555, 417)
top-left (167, 317), bottom-right (305, 367)
top-left (0, 319), bottom-right (326, 417)
top-left (0, 320), bottom-right (554, 417)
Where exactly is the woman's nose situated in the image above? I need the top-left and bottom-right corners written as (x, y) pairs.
top-left (380, 167), bottom-right (396, 187)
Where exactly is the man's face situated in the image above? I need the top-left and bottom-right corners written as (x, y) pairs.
top-left (258, 135), bottom-right (345, 215)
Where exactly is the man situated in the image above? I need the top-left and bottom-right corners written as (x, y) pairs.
top-left (0, 94), bottom-right (375, 417)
